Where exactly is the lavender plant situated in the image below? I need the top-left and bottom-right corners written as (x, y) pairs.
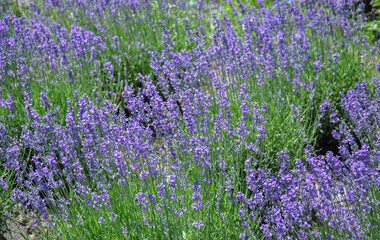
top-left (21, 0), bottom-right (220, 98)
top-left (1, 0), bottom-right (380, 239)
top-left (0, 13), bottom-right (117, 136)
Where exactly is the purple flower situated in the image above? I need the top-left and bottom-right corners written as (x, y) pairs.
top-left (193, 220), bottom-right (204, 228)
top-left (109, 211), bottom-right (117, 222)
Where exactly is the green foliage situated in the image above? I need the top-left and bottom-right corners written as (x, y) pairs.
top-left (364, 0), bottom-right (380, 42)
top-left (0, 171), bottom-right (16, 238)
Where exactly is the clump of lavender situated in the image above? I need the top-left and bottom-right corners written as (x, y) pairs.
top-left (26, 0), bottom-right (219, 89)
top-left (0, 0), bottom-right (379, 239)
top-left (340, 79), bottom-right (380, 148)
top-left (239, 145), bottom-right (379, 239)
top-left (0, 15), bottom-right (106, 83)
top-left (0, 14), bottom-right (121, 134)
top-left (237, 78), bottom-right (380, 239)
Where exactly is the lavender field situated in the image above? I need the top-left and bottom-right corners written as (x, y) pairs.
top-left (0, 0), bottom-right (380, 239)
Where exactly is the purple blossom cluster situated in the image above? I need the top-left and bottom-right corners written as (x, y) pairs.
top-left (232, 80), bottom-right (380, 239)
top-left (0, 0), bottom-right (379, 239)
top-left (238, 146), bottom-right (380, 239)
top-left (2, 91), bottom-right (171, 223)
top-left (0, 15), bottom-right (107, 84)
top-left (340, 79), bottom-right (380, 147)
top-left (26, 0), bottom-right (219, 69)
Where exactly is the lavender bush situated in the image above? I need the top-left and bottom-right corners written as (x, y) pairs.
top-left (0, 0), bottom-right (379, 239)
